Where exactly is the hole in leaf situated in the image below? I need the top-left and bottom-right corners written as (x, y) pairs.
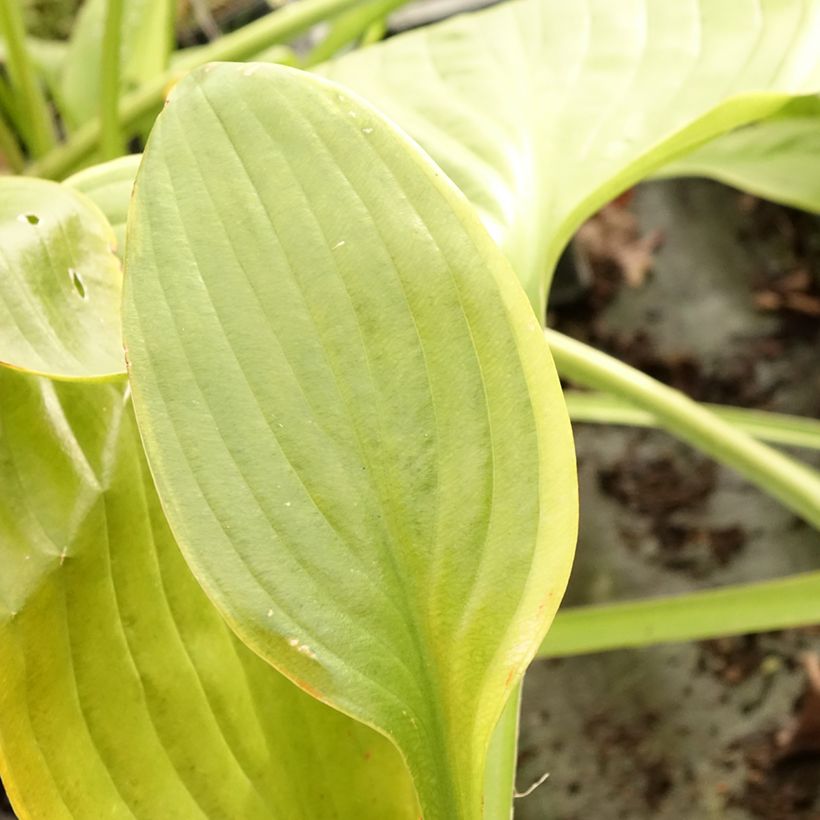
top-left (69, 268), bottom-right (86, 299)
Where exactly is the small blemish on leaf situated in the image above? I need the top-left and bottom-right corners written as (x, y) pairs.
top-left (18, 213), bottom-right (39, 225)
top-left (288, 637), bottom-right (317, 659)
top-left (69, 268), bottom-right (86, 298)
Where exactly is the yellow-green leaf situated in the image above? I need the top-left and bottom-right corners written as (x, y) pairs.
top-left (323, 0), bottom-right (820, 310)
top-left (123, 63), bottom-right (577, 819)
top-left (0, 177), bottom-right (124, 379)
top-left (658, 96), bottom-right (820, 213)
top-left (0, 367), bottom-right (417, 819)
top-left (61, 0), bottom-right (174, 130)
top-left (66, 154), bottom-right (142, 258)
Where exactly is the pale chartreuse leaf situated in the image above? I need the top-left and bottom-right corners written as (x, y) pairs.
top-left (61, 0), bottom-right (174, 129)
top-left (0, 366), bottom-right (418, 819)
top-left (66, 154), bottom-right (142, 257)
top-left (0, 177), bottom-right (125, 379)
top-left (322, 0), bottom-right (820, 310)
top-left (123, 63), bottom-right (577, 819)
top-left (658, 96), bottom-right (820, 213)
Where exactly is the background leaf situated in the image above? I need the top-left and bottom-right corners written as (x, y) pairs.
top-left (323, 0), bottom-right (820, 310)
top-left (66, 154), bottom-right (142, 258)
top-left (61, 0), bottom-right (174, 130)
top-left (0, 176), bottom-right (124, 379)
top-left (123, 63), bottom-right (577, 819)
top-left (0, 366), bottom-right (418, 819)
top-left (658, 96), bottom-right (820, 213)
top-left (0, 36), bottom-right (68, 109)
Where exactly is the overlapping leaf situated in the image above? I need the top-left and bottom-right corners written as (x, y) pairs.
top-left (123, 63), bottom-right (577, 818)
top-left (659, 97), bottom-right (820, 213)
top-left (66, 154), bottom-right (143, 258)
top-left (0, 367), bottom-right (417, 819)
top-left (0, 177), bottom-right (125, 379)
top-left (323, 0), bottom-right (820, 309)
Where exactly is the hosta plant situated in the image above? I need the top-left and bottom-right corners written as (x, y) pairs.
top-left (2, 1), bottom-right (820, 818)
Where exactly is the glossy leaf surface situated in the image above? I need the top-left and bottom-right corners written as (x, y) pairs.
top-left (0, 367), bottom-right (417, 819)
top-left (124, 63), bottom-right (577, 819)
top-left (66, 154), bottom-right (143, 258)
top-left (323, 0), bottom-right (820, 309)
top-left (0, 177), bottom-right (124, 379)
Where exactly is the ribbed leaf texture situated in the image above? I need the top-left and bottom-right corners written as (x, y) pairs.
top-left (0, 368), bottom-right (418, 818)
top-left (123, 63), bottom-right (577, 818)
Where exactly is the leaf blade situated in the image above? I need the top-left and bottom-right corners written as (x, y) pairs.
top-left (0, 177), bottom-right (125, 379)
top-left (322, 0), bottom-right (820, 309)
top-left (66, 154), bottom-right (142, 258)
top-left (657, 97), bottom-right (820, 213)
top-left (0, 367), bottom-right (419, 820)
top-left (123, 62), bottom-right (577, 818)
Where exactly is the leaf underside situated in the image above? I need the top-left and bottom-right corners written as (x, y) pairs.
top-left (123, 63), bottom-right (577, 819)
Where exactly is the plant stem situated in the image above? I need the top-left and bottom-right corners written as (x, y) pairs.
top-left (564, 390), bottom-right (820, 451)
top-left (0, 0), bottom-right (55, 157)
top-left (100, 0), bottom-right (125, 159)
top-left (546, 329), bottom-right (820, 529)
top-left (28, 0), bottom-right (373, 179)
top-left (483, 684), bottom-right (521, 819)
top-left (539, 570), bottom-right (820, 657)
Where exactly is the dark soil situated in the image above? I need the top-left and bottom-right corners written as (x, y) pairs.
top-left (1, 782), bottom-right (11, 818)
top-left (551, 192), bottom-right (820, 417)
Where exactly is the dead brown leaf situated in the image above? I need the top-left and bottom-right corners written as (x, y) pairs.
top-left (576, 202), bottom-right (664, 288)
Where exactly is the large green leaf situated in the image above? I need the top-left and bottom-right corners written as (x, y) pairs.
top-left (123, 63), bottom-right (577, 818)
top-left (61, 0), bottom-right (174, 129)
top-left (0, 366), bottom-right (417, 819)
top-left (66, 154), bottom-right (143, 258)
top-left (0, 177), bottom-right (125, 379)
top-left (323, 0), bottom-right (820, 310)
top-left (658, 96), bottom-right (820, 213)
